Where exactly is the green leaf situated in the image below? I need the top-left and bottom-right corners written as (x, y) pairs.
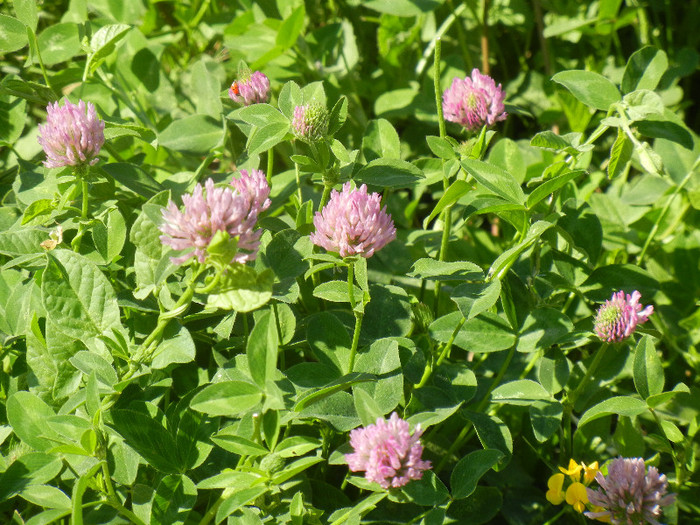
top-left (190, 381), bottom-right (263, 417)
top-left (578, 396), bottom-right (648, 428)
top-left (41, 250), bottom-right (122, 350)
top-left (69, 351), bottom-right (117, 387)
top-left (517, 308), bottom-right (574, 353)
top-left (275, 435), bottom-right (322, 458)
top-left (85, 23), bottom-right (131, 76)
top-left (270, 455), bottom-right (325, 484)
top-left (426, 135), bottom-right (456, 160)
top-left (353, 338), bottom-right (402, 415)
top-left (450, 280), bottom-right (501, 321)
top-left (38, 23), bottom-right (82, 66)
top-left (108, 409), bottom-right (182, 474)
top-left (212, 430), bottom-right (269, 456)
top-left (235, 103), bottom-right (289, 128)
top-left (102, 163), bottom-right (163, 198)
top-left (19, 484), bottom-right (71, 510)
top-left (429, 311), bottom-right (516, 354)
top-left (537, 349), bottom-right (571, 395)
top-left (277, 80), bottom-right (303, 119)
top-left (247, 311), bottom-right (279, 387)
top-left (151, 474), bottom-right (197, 525)
top-left (423, 180), bottom-right (471, 227)
top-left (92, 207), bottom-right (127, 263)
top-left (401, 470), bottom-right (449, 506)
top-left (7, 392), bottom-right (58, 451)
top-left (633, 335), bottom-right (664, 400)
top-left (313, 280), bottom-right (362, 304)
top-left (276, 5), bottom-right (305, 49)
top-left (529, 400), bottom-right (564, 442)
top-left (450, 449), bottom-right (503, 500)
top-left (159, 115), bottom-right (224, 155)
top-left (408, 258), bottom-right (483, 281)
top-left (608, 129), bottom-right (633, 179)
top-left (247, 121), bottom-right (291, 156)
top-left (151, 322), bottom-right (196, 370)
top-left (364, 0), bottom-right (441, 16)
top-left (0, 94), bottom-right (27, 145)
top-left (295, 373), bottom-right (374, 412)
top-left (527, 169), bottom-right (585, 208)
top-left (646, 383), bottom-right (690, 409)
top-left (0, 228), bottom-right (49, 256)
top-left (445, 487), bottom-right (502, 525)
top-left (13, 0), bottom-right (38, 32)
top-left (306, 312), bottom-right (351, 374)
top-left (488, 221), bottom-right (554, 280)
top-left (530, 130), bottom-right (575, 151)
top-left (460, 158), bottom-right (525, 205)
top-left (362, 118), bottom-right (400, 161)
top-left (206, 265), bottom-right (273, 313)
top-left (462, 411), bottom-right (512, 469)
top-left (621, 46), bottom-right (668, 94)
top-left (354, 158), bottom-right (424, 188)
top-left (552, 70), bottom-right (621, 111)
top-left (216, 486), bottom-right (269, 524)
top-left (0, 14), bottom-right (28, 54)
top-left (328, 96), bottom-right (349, 136)
top-left (491, 379), bottom-right (551, 406)
top-left (353, 388), bottom-right (384, 427)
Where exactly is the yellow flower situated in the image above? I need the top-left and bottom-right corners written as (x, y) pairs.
top-left (590, 506), bottom-right (612, 523)
top-left (559, 458), bottom-right (582, 482)
top-left (565, 481), bottom-right (589, 513)
top-left (582, 461), bottom-right (600, 485)
top-left (545, 473), bottom-right (565, 505)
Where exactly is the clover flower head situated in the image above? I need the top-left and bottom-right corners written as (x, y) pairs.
top-left (228, 71), bottom-right (270, 106)
top-left (310, 182), bottom-right (396, 258)
top-left (594, 291), bottom-right (653, 342)
top-left (37, 99), bottom-right (105, 169)
top-left (292, 103), bottom-right (329, 142)
top-left (442, 69), bottom-right (507, 132)
top-left (585, 457), bottom-right (675, 525)
top-left (345, 412), bottom-right (431, 489)
top-left (159, 170), bottom-right (269, 265)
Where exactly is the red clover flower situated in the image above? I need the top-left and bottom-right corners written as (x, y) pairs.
top-left (310, 182), bottom-right (396, 258)
top-left (345, 412), bottom-right (431, 489)
top-left (442, 69), bottom-right (507, 132)
top-left (37, 99), bottom-right (105, 169)
top-left (159, 169), bottom-right (270, 265)
top-left (585, 457), bottom-right (675, 525)
top-left (228, 71), bottom-right (270, 106)
top-left (292, 103), bottom-right (329, 142)
top-left (593, 291), bottom-right (653, 342)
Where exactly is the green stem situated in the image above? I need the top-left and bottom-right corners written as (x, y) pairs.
top-left (416, 316), bottom-right (465, 389)
top-left (198, 493), bottom-right (225, 525)
top-left (650, 409), bottom-right (683, 488)
top-left (319, 181), bottom-right (333, 212)
top-left (266, 146), bottom-right (274, 184)
top-left (28, 29), bottom-right (54, 93)
top-left (568, 343), bottom-right (609, 407)
top-left (347, 262), bottom-right (363, 374)
top-left (542, 507), bottom-right (568, 525)
top-left (638, 160), bottom-right (698, 265)
top-left (414, 2), bottom-right (469, 77)
top-left (292, 142), bottom-right (303, 207)
top-left (434, 39), bottom-right (446, 141)
top-left (101, 461), bottom-right (147, 525)
top-left (71, 171), bottom-right (90, 252)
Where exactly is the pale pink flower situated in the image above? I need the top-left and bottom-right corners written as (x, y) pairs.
top-left (442, 69), bottom-right (507, 132)
top-left (345, 412), bottom-right (431, 489)
top-left (37, 99), bottom-right (105, 169)
top-left (585, 457), bottom-right (675, 525)
top-left (159, 169), bottom-right (270, 265)
top-left (228, 71), bottom-right (270, 106)
top-left (292, 103), bottom-right (329, 142)
top-left (593, 291), bottom-right (653, 342)
top-left (310, 182), bottom-right (396, 258)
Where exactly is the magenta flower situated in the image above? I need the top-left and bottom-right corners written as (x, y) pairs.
top-left (159, 169), bottom-right (270, 265)
top-left (292, 103), bottom-right (329, 142)
top-left (593, 291), bottom-right (653, 342)
top-left (228, 71), bottom-right (270, 106)
top-left (585, 457), bottom-right (675, 525)
top-left (442, 69), bottom-right (507, 132)
top-left (345, 412), bottom-right (431, 489)
top-left (310, 182), bottom-right (396, 258)
top-left (37, 99), bottom-right (105, 169)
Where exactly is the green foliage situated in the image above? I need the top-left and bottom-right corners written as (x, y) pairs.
top-left (1, 0), bottom-right (699, 524)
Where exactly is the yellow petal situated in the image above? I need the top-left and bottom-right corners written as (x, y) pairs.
top-left (558, 458), bottom-right (582, 482)
top-left (565, 482), bottom-right (589, 513)
top-left (545, 473), bottom-right (565, 505)
top-left (583, 461), bottom-right (600, 485)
